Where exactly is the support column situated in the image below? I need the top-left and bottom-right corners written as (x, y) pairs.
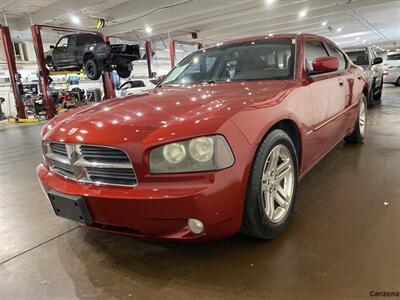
top-left (168, 39), bottom-right (176, 68)
top-left (102, 35), bottom-right (116, 100)
top-left (0, 25), bottom-right (26, 119)
top-left (145, 40), bottom-right (153, 78)
top-left (30, 25), bottom-right (55, 118)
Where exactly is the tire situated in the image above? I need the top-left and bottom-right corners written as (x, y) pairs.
top-left (241, 129), bottom-right (298, 239)
top-left (366, 83), bottom-right (374, 107)
top-left (374, 76), bottom-right (383, 101)
top-left (46, 56), bottom-right (56, 71)
top-left (345, 93), bottom-right (367, 143)
top-left (84, 59), bottom-right (101, 80)
top-left (116, 66), bottom-right (131, 78)
top-left (396, 77), bottom-right (400, 87)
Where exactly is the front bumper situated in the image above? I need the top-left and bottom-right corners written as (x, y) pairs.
top-left (37, 163), bottom-right (246, 242)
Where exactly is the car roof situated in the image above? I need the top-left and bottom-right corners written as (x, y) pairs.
top-left (202, 33), bottom-right (337, 49)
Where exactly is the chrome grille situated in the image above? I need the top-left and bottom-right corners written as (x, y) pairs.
top-left (46, 142), bottom-right (137, 186)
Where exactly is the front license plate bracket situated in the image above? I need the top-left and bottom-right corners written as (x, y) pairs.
top-left (48, 190), bottom-right (93, 225)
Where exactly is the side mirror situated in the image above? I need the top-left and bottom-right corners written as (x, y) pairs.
top-left (311, 56), bottom-right (339, 74)
top-left (373, 57), bottom-right (383, 65)
top-left (50, 45), bottom-right (55, 49)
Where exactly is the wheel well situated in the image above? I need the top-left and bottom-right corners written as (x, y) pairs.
top-left (266, 119), bottom-right (302, 167)
top-left (45, 55), bottom-right (53, 64)
top-left (83, 52), bottom-right (95, 63)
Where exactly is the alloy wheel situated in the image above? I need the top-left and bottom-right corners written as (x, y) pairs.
top-left (261, 144), bottom-right (295, 223)
top-left (359, 98), bottom-right (366, 137)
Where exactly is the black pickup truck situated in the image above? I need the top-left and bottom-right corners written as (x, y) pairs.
top-left (45, 33), bottom-right (140, 80)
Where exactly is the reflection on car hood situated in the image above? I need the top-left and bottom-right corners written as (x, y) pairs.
top-left (42, 81), bottom-right (291, 146)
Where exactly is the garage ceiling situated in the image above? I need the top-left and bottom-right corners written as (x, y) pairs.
top-left (1, 0), bottom-right (399, 51)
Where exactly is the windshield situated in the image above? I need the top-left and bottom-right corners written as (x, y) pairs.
top-left (160, 38), bottom-right (295, 86)
top-left (388, 54), bottom-right (400, 61)
top-left (346, 50), bottom-right (369, 65)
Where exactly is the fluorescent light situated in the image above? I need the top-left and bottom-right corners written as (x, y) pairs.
top-left (298, 9), bottom-right (307, 18)
top-left (321, 21), bottom-right (328, 26)
top-left (336, 27), bottom-right (342, 32)
top-left (145, 25), bottom-right (152, 33)
top-left (71, 16), bottom-right (80, 24)
top-left (265, 0), bottom-right (275, 4)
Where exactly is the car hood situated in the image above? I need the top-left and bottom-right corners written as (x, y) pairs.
top-left (43, 81), bottom-right (292, 147)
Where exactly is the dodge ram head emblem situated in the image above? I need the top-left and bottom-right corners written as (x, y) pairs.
top-left (68, 128), bottom-right (78, 135)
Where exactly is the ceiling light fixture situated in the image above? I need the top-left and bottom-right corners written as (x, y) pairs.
top-left (71, 16), bottom-right (80, 24)
top-left (336, 27), bottom-right (342, 32)
top-left (265, 0), bottom-right (275, 4)
top-left (356, 37), bottom-right (360, 40)
top-left (362, 39), bottom-right (367, 43)
top-left (145, 25), bottom-right (152, 33)
top-left (298, 9), bottom-right (307, 18)
top-left (321, 21), bottom-right (327, 26)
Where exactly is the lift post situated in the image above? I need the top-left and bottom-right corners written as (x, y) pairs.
top-left (31, 25), bottom-right (55, 118)
top-left (145, 40), bottom-right (153, 78)
top-left (0, 25), bottom-right (27, 119)
top-left (101, 35), bottom-right (116, 99)
top-left (168, 39), bottom-right (176, 68)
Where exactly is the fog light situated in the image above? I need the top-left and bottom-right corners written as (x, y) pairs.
top-left (187, 218), bottom-right (204, 234)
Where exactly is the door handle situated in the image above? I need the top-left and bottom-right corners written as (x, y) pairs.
top-left (339, 79), bottom-right (344, 86)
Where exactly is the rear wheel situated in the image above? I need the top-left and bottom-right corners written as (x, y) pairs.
top-left (241, 129), bottom-right (298, 239)
top-left (396, 77), bottom-right (400, 86)
top-left (345, 93), bottom-right (367, 143)
top-left (116, 66), bottom-right (131, 78)
top-left (84, 59), bottom-right (101, 80)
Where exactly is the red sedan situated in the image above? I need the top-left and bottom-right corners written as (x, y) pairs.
top-left (37, 34), bottom-right (367, 241)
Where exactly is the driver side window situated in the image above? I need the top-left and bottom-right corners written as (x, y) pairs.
top-left (56, 36), bottom-right (69, 48)
top-left (305, 41), bottom-right (329, 73)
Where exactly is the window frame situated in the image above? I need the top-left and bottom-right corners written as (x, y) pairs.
top-left (324, 42), bottom-right (348, 71)
top-left (56, 36), bottom-right (69, 48)
top-left (303, 37), bottom-right (349, 77)
top-left (304, 39), bottom-right (330, 76)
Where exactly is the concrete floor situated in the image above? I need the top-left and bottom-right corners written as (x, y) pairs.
top-left (1, 85), bottom-right (400, 300)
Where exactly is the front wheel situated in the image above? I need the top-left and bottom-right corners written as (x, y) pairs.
top-left (84, 59), bottom-right (101, 80)
top-left (241, 129), bottom-right (298, 239)
top-left (345, 93), bottom-right (367, 143)
top-left (374, 76), bottom-right (383, 101)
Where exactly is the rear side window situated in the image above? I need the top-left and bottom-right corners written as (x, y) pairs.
top-left (76, 34), bottom-right (103, 46)
top-left (305, 41), bottom-right (329, 72)
top-left (131, 80), bottom-right (145, 88)
top-left (325, 44), bottom-right (346, 70)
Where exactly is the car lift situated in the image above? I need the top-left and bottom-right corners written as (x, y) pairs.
top-left (30, 24), bottom-right (121, 119)
top-left (0, 25), bottom-right (29, 121)
top-left (4, 22), bottom-right (199, 120)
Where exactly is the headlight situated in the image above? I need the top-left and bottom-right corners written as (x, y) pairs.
top-left (163, 143), bottom-right (186, 164)
top-left (42, 141), bottom-right (50, 166)
top-left (149, 135), bottom-right (234, 174)
top-left (189, 137), bottom-right (213, 162)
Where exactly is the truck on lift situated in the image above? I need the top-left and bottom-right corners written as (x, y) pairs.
top-left (44, 33), bottom-right (140, 80)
